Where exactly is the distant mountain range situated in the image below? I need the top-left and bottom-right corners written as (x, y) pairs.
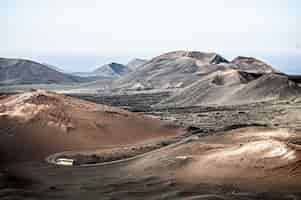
top-left (113, 51), bottom-right (276, 91)
top-left (0, 58), bottom-right (94, 85)
top-left (1, 51), bottom-right (300, 107)
top-left (73, 59), bottom-right (148, 79)
top-left (0, 57), bottom-right (148, 85)
top-left (73, 62), bottom-right (136, 78)
top-left (1, 50), bottom-right (301, 107)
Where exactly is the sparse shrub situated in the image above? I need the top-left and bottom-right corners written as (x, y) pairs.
top-left (212, 74), bottom-right (224, 85)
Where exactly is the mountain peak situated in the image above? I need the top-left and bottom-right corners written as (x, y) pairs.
top-left (151, 50), bottom-right (229, 65)
top-left (93, 62), bottom-right (132, 77)
top-left (232, 56), bottom-right (265, 64)
top-left (231, 56), bottom-right (276, 73)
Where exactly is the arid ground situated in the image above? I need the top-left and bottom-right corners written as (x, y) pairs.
top-left (1, 91), bottom-right (301, 200)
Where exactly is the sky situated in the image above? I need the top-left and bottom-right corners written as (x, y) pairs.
top-left (0, 0), bottom-right (300, 72)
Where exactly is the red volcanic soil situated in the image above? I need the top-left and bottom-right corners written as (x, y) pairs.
top-left (0, 91), bottom-right (184, 164)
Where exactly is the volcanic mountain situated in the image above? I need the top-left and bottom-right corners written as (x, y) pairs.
top-left (158, 69), bottom-right (301, 107)
top-left (0, 91), bottom-right (184, 164)
top-left (0, 58), bottom-right (91, 85)
top-left (113, 51), bottom-right (229, 91)
top-left (93, 62), bottom-right (132, 78)
top-left (73, 62), bottom-right (132, 79)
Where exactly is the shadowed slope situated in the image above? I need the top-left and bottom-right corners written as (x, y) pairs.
top-left (158, 70), bottom-right (301, 107)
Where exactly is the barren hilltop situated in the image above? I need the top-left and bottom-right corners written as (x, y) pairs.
top-left (0, 90), bottom-right (184, 164)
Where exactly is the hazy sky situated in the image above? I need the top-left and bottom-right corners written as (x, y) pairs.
top-left (0, 0), bottom-right (300, 72)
